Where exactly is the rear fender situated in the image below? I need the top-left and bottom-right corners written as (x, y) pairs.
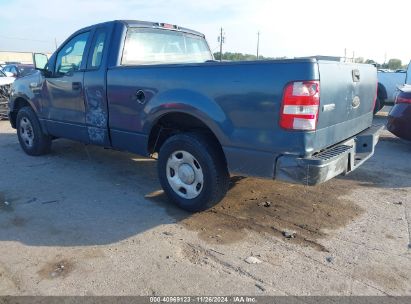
top-left (143, 89), bottom-right (231, 146)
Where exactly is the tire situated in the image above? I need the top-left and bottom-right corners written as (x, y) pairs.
top-left (373, 97), bottom-right (384, 115)
top-left (16, 106), bottom-right (51, 156)
top-left (158, 132), bottom-right (229, 212)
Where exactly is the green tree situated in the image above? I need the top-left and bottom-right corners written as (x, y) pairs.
top-left (213, 52), bottom-right (276, 61)
top-left (354, 57), bottom-right (364, 63)
top-left (364, 59), bottom-right (380, 68)
top-left (387, 58), bottom-right (402, 70)
top-left (365, 59), bottom-right (376, 64)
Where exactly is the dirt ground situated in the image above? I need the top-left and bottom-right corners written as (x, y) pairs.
top-left (0, 115), bottom-right (410, 295)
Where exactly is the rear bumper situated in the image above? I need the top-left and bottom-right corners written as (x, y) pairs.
top-left (275, 124), bottom-right (384, 185)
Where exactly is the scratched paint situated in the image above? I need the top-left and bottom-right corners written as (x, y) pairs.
top-left (87, 126), bottom-right (107, 143)
top-left (85, 88), bottom-right (107, 144)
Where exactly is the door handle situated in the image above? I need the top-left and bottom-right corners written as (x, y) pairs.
top-left (72, 82), bottom-right (82, 91)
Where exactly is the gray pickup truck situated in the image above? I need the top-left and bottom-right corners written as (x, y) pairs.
top-left (8, 20), bottom-right (383, 211)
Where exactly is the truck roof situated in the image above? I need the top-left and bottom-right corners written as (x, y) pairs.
top-left (74, 20), bottom-right (205, 38)
top-left (119, 20), bottom-right (205, 37)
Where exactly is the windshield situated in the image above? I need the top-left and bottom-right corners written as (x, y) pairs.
top-left (0, 70), bottom-right (5, 77)
top-left (19, 66), bottom-right (36, 77)
top-left (122, 28), bottom-right (212, 65)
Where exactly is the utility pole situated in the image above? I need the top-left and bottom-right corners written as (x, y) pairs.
top-left (218, 27), bottom-right (225, 62)
top-left (256, 31), bottom-right (260, 60)
top-left (54, 38), bottom-right (58, 50)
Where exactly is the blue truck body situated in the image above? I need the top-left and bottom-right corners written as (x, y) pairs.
top-left (8, 20), bottom-right (382, 210)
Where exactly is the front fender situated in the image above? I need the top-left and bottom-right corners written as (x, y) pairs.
top-left (8, 72), bottom-right (44, 128)
top-left (142, 89), bottom-right (232, 145)
top-left (10, 72), bottom-right (43, 113)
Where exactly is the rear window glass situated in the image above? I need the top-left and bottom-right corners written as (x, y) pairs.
top-left (122, 28), bottom-right (212, 65)
top-left (19, 66), bottom-right (35, 77)
top-left (90, 30), bottom-right (106, 68)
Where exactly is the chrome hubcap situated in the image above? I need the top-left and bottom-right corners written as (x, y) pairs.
top-left (20, 117), bottom-right (34, 148)
top-left (166, 150), bottom-right (204, 199)
top-left (178, 164), bottom-right (195, 184)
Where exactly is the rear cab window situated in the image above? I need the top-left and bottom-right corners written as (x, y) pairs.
top-left (121, 27), bottom-right (212, 65)
top-left (88, 28), bottom-right (107, 69)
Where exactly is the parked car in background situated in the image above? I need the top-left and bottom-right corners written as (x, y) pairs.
top-left (0, 70), bottom-right (15, 119)
top-left (376, 62), bottom-right (410, 113)
top-left (387, 85), bottom-right (411, 141)
top-left (386, 62), bottom-right (411, 140)
top-left (0, 69), bottom-right (15, 85)
top-left (1, 64), bottom-right (36, 78)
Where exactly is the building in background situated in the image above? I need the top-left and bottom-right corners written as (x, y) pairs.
top-left (0, 51), bottom-right (52, 64)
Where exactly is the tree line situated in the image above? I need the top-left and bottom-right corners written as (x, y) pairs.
top-left (354, 58), bottom-right (407, 70)
top-left (214, 52), bottom-right (408, 70)
top-left (213, 52), bottom-right (282, 61)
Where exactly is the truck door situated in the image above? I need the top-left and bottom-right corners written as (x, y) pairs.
top-left (45, 31), bottom-right (91, 142)
top-left (83, 26), bottom-right (111, 146)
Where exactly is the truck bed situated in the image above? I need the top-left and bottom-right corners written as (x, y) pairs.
top-left (107, 59), bottom-right (377, 158)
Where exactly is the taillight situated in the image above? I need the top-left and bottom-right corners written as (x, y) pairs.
top-left (395, 95), bottom-right (411, 104)
top-left (279, 81), bottom-right (320, 131)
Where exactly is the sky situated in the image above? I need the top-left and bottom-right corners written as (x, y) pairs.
top-left (0, 0), bottom-right (410, 64)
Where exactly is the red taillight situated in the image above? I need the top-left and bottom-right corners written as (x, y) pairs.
top-left (395, 95), bottom-right (411, 104)
top-left (279, 81), bottom-right (320, 131)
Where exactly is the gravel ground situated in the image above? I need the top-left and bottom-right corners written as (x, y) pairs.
top-left (0, 116), bottom-right (410, 296)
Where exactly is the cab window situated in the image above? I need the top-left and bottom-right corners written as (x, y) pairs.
top-left (88, 29), bottom-right (106, 69)
top-left (55, 32), bottom-right (90, 76)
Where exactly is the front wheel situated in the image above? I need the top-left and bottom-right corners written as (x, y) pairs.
top-left (158, 133), bottom-right (229, 212)
top-left (16, 106), bottom-right (51, 156)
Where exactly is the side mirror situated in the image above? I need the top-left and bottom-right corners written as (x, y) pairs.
top-left (33, 53), bottom-right (48, 70)
top-left (4, 71), bottom-right (14, 77)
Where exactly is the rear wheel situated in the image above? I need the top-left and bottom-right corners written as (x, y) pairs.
top-left (16, 106), bottom-right (51, 155)
top-left (158, 133), bottom-right (229, 212)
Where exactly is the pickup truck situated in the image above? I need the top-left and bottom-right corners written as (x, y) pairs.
top-left (8, 20), bottom-right (382, 212)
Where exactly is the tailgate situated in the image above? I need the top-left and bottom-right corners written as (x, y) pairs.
top-left (314, 61), bottom-right (377, 150)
